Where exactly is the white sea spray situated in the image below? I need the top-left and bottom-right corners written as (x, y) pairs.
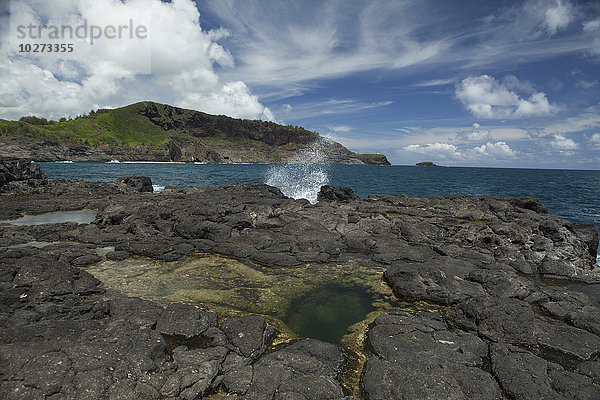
top-left (264, 137), bottom-right (335, 203)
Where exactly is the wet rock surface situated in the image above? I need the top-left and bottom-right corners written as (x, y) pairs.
top-left (1, 174), bottom-right (599, 399)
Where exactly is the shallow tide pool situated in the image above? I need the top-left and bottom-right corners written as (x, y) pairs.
top-left (84, 253), bottom-right (396, 343)
top-left (0, 209), bottom-right (97, 225)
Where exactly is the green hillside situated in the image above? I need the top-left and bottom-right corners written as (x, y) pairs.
top-left (1, 101), bottom-right (318, 146)
top-left (0, 101), bottom-right (390, 165)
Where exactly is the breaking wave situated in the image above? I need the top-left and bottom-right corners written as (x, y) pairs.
top-left (264, 137), bottom-right (334, 203)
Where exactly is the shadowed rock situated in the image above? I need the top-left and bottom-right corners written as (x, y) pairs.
top-left (114, 176), bottom-right (153, 193)
top-left (317, 185), bottom-right (359, 202)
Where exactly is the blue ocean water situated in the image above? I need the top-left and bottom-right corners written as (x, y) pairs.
top-left (39, 162), bottom-right (600, 262)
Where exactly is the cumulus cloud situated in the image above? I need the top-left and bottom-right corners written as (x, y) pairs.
top-left (404, 141), bottom-right (517, 161)
top-left (1, 0), bottom-right (273, 121)
top-left (404, 143), bottom-right (462, 161)
top-left (179, 81), bottom-right (274, 121)
top-left (468, 142), bottom-right (517, 159)
top-left (549, 134), bottom-right (578, 150)
top-left (456, 74), bottom-right (559, 119)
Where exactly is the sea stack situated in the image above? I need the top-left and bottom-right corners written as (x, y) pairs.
top-left (416, 161), bottom-right (438, 167)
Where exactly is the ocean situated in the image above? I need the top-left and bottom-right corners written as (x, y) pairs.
top-left (39, 162), bottom-right (600, 263)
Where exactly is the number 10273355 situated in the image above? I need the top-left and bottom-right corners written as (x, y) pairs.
top-left (18, 43), bottom-right (74, 52)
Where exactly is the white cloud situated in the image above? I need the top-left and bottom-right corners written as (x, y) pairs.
top-left (456, 74), bottom-right (559, 119)
top-left (461, 123), bottom-right (492, 141)
top-left (588, 133), bottom-right (600, 150)
top-left (544, 0), bottom-right (574, 35)
top-left (179, 81), bottom-right (274, 121)
top-left (549, 134), bottom-right (578, 150)
top-left (584, 19), bottom-right (600, 33)
top-left (540, 103), bottom-right (600, 136)
top-left (582, 17), bottom-right (600, 58)
top-left (327, 125), bottom-right (352, 133)
top-left (575, 80), bottom-right (599, 89)
top-left (1, 0), bottom-right (273, 121)
top-left (283, 98), bottom-right (392, 119)
top-left (411, 78), bottom-right (455, 87)
top-left (404, 143), bottom-right (463, 161)
top-left (199, 0), bottom-right (599, 96)
top-left (203, 0), bottom-right (447, 91)
top-left (468, 141), bottom-right (517, 159)
top-left (404, 141), bottom-right (517, 161)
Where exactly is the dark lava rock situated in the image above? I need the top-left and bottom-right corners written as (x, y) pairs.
top-left (362, 311), bottom-right (501, 400)
top-left (114, 176), bottom-right (153, 192)
top-left (105, 250), bottom-right (129, 260)
top-left (0, 158), bottom-right (45, 188)
top-left (317, 185), bottom-right (359, 202)
top-left (384, 258), bottom-right (486, 305)
top-left (157, 303), bottom-right (218, 338)
top-left (487, 343), bottom-right (600, 400)
top-left (511, 197), bottom-right (549, 214)
top-left (245, 339), bottom-right (347, 400)
top-left (446, 297), bottom-right (538, 346)
top-left (570, 222), bottom-right (600, 258)
top-left (221, 315), bottom-right (274, 360)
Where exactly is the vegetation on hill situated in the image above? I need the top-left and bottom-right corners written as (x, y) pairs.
top-left (0, 101), bottom-right (390, 164)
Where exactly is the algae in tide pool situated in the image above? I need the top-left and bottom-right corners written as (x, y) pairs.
top-left (85, 253), bottom-right (396, 343)
top-left (283, 286), bottom-right (375, 343)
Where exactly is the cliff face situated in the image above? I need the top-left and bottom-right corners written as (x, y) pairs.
top-left (0, 102), bottom-right (391, 165)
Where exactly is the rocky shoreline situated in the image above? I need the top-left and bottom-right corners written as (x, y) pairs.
top-left (1, 162), bottom-right (600, 399)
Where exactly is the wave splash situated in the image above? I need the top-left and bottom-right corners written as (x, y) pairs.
top-left (264, 138), bottom-right (334, 203)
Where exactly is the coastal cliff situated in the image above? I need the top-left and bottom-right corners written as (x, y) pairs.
top-left (0, 102), bottom-right (390, 165)
top-left (1, 165), bottom-right (599, 399)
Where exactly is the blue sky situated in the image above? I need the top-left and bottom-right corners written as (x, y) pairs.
top-left (2, 0), bottom-right (600, 168)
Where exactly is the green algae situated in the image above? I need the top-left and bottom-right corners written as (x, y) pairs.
top-left (85, 252), bottom-right (396, 343)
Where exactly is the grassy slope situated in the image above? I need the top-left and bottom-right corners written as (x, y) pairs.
top-left (41, 103), bottom-right (172, 146)
top-left (1, 102), bottom-right (389, 164)
top-left (2, 101), bottom-right (317, 147)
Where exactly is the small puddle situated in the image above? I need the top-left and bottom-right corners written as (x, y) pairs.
top-left (0, 209), bottom-right (97, 225)
top-left (5, 241), bottom-right (61, 248)
top-left (283, 285), bottom-right (375, 343)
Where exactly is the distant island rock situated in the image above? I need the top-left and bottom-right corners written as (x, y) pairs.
top-left (0, 101), bottom-right (390, 165)
top-left (416, 161), bottom-right (438, 167)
